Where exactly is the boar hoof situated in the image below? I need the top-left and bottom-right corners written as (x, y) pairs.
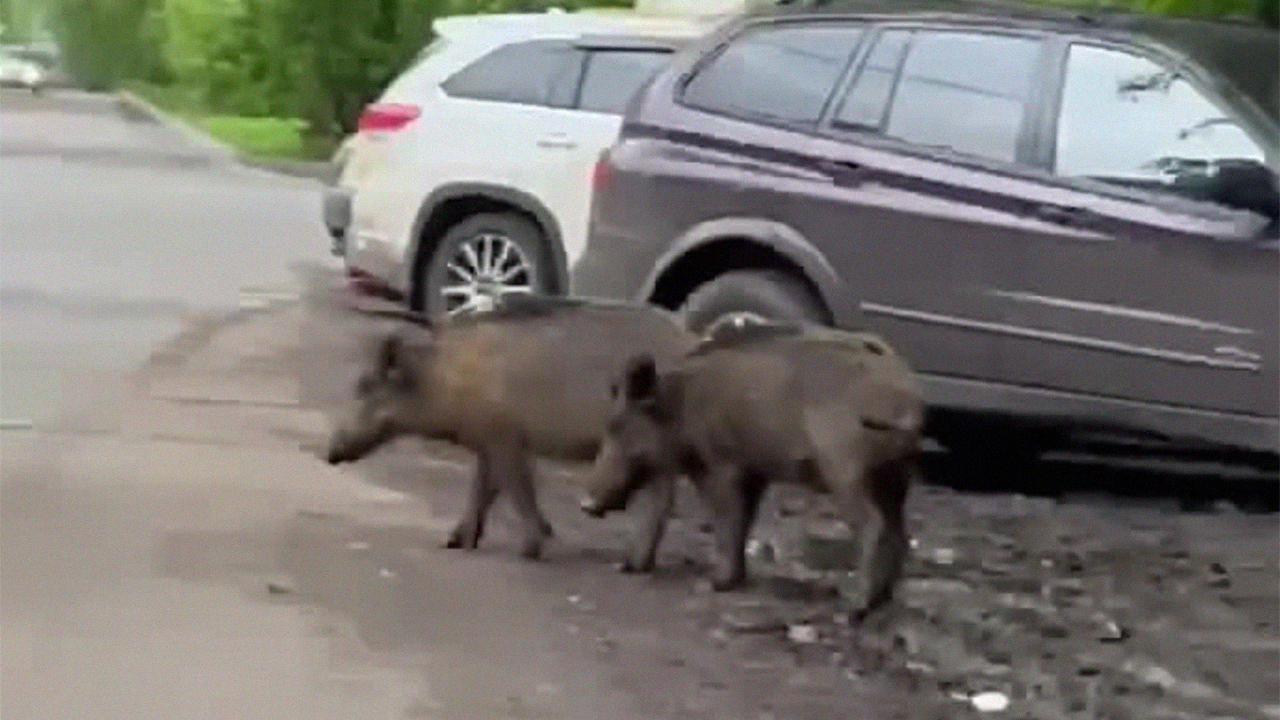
top-left (710, 574), bottom-right (748, 592)
top-left (444, 525), bottom-right (479, 550)
top-left (846, 605), bottom-right (877, 628)
top-left (618, 557), bottom-right (654, 574)
top-left (519, 529), bottom-right (552, 561)
top-left (519, 538), bottom-right (545, 561)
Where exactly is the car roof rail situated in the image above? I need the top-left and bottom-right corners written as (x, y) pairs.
top-left (766, 0), bottom-right (1147, 28)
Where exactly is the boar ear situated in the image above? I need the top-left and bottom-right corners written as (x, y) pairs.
top-left (376, 334), bottom-right (404, 372)
top-left (622, 353), bottom-right (660, 402)
top-left (378, 333), bottom-right (423, 389)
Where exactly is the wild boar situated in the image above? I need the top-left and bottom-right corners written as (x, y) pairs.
top-left (579, 320), bottom-right (924, 620)
top-left (323, 294), bottom-right (698, 560)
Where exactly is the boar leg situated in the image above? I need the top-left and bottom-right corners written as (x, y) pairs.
top-left (706, 467), bottom-right (768, 592)
top-left (857, 459), bottom-right (913, 620)
top-left (620, 472), bottom-right (678, 574)
top-left (491, 441), bottom-right (554, 560)
top-left (841, 460), bottom-right (911, 623)
top-left (445, 449), bottom-right (500, 550)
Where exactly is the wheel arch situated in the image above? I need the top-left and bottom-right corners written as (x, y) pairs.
top-left (640, 218), bottom-right (858, 327)
top-left (405, 183), bottom-right (569, 311)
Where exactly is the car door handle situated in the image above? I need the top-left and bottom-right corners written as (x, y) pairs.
top-left (816, 158), bottom-right (869, 187)
top-left (537, 134), bottom-right (577, 149)
top-left (1033, 203), bottom-right (1089, 225)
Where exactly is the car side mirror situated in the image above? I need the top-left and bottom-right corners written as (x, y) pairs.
top-left (1210, 159), bottom-right (1279, 224)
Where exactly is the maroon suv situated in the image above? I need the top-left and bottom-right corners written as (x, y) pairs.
top-left (571, 0), bottom-right (1279, 460)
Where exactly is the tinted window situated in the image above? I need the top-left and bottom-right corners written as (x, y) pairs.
top-left (1053, 43), bottom-right (1266, 199)
top-left (832, 29), bottom-right (910, 129)
top-left (578, 49), bottom-right (672, 114)
top-left (441, 40), bottom-right (582, 107)
top-left (835, 30), bottom-right (1041, 163)
top-left (681, 24), bottom-right (866, 125)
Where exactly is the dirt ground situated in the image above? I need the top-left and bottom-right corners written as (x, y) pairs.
top-left (296, 275), bottom-right (1279, 720)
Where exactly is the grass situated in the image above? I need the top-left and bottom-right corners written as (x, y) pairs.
top-left (121, 81), bottom-right (325, 161)
top-left (194, 115), bottom-right (309, 160)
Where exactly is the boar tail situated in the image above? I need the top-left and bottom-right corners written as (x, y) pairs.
top-left (859, 402), bottom-right (922, 435)
top-left (860, 417), bottom-right (910, 432)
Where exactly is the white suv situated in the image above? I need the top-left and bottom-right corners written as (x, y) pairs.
top-left (325, 8), bottom-right (723, 316)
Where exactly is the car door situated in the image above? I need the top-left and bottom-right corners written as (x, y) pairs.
top-left (991, 38), bottom-right (1278, 417)
top-left (806, 25), bottom-right (1058, 383)
top-left (553, 43), bottom-right (679, 267)
top-left (358, 36), bottom-right (589, 280)
top-left (432, 37), bottom-right (589, 209)
top-left (595, 21), bottom-right (876, 309)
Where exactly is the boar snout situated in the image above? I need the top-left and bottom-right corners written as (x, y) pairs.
top-left (579, 495), bottom-right (609, 518)
top-left (579, 470), bottom-right (631, 518)
top-left (580, 468), bottom-right (639, 518)
top-left (323, 421), bottom-right (390, 465)
top-left (323, 432), bottom-right (357, 464)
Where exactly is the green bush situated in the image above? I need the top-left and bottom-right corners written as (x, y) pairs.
top-left (197, 115), bottom-right (309, 159)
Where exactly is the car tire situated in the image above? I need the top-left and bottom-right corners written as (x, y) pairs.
top-left (420, 211), bottom-right (551, 318)
top-left (679, 269), bottom-right (827, 336)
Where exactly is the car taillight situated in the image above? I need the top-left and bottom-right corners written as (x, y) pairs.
top-left (357, 103), bottom-right (420, 133)
top-left (592, 154), bottom-right (613, 191)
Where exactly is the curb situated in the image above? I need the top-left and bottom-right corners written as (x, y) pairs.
top-left (237, 155), bottom-right (336, 183)
top-left (114, 89), bottom-right (237, 163)
top-left (114, 90), bottom-right (337, 183)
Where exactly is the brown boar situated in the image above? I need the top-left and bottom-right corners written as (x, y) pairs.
top-left (324, 294), bottom-right (698, 560)
top-left (580, 321), bottom-right (924, 620)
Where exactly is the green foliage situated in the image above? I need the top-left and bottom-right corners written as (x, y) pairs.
top-left (197, 114), bottom-right (309, 158)
top-left (265, 0), bottom-right (447, 139)
top-left (50, 0), bottom-right (168, 89)
top-left (0, 0), bottom-right (41, 42)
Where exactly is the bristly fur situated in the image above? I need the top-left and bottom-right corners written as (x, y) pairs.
top-left (688, 320), bottom-right (806, 357)
top-left (448, 293), bottom-right (590, 324)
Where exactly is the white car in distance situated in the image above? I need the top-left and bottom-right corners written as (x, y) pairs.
top-left (326, 8), bottom-right (725, 317)
top-left (0, 50), bottom-right (46, 93)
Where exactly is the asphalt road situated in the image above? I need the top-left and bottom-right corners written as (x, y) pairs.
top-left (0, 90), bottom-right (398, 720)
top-left (0, 89), bottom-right (321, 425)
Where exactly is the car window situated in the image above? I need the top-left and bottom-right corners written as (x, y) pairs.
top-left (1053, 43), bottom-right (1266, 200)
top-left (831, 29), bottom-right (911, 129)
top-left (837, 30), bottom-right (1042, 163)
top-left (441, 40), bottom-right (583, 107)
top-left (577, 49), bottom-right (672, 114)
top-left (681, 23), bottom-right (867, 126)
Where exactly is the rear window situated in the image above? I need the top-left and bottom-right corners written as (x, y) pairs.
top-left (577, 49), bottom-right (673, 114)
top-left (828, 28), bottom-right (1043, 164)
top-left (441, 39), bottom-right (582, 107)
top-left (680, 23), bottom-right (868, 127)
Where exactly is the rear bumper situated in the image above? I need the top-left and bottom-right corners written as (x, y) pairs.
top-left (569, 226), bottom-right (651, 303)
top-left (345, 230), bottom-right (408, 303)
top-left (322, 187), bottom-right (353, 256)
